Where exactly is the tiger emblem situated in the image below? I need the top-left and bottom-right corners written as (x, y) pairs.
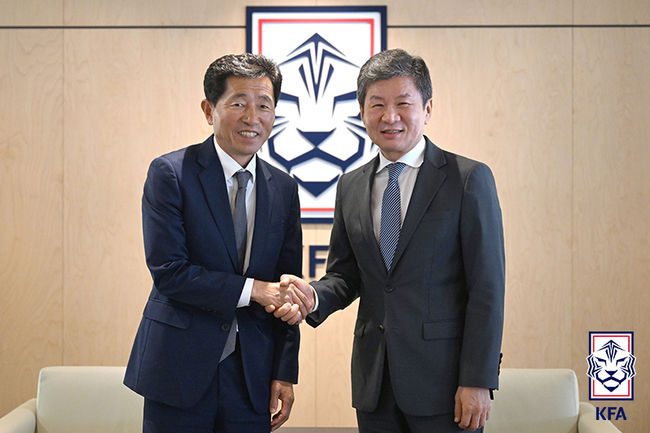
top-left (259, 33), bottom-right (375, 213)
top-left (587, 339), bottom-right (636, 392)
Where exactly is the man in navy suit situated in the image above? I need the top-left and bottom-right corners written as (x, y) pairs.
top-left (272, 49), bottom-right (505, 432)
top-left (124, 54), bottom-right (311, 433)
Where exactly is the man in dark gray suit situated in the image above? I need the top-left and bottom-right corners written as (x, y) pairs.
top-left (271, 49), bottom-right (505, 432)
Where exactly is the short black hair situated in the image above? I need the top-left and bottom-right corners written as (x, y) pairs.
top-left (203, 53), bottom-right (282, 106)
top-left (357, 49), bottom-right (432, 108)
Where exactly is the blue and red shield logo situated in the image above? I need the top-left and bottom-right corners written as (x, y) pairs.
top-left (247, 6), bottom-right (386, 222)
top-left (587, 331), bottom-right (636, 400)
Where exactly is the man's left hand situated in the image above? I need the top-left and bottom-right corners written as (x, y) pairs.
top-left (270, 380), bottom-right (294, 431)
top-left (454, 386), bottom-right (491, 431)
top-left (265, 274), bottom-right (316, 325)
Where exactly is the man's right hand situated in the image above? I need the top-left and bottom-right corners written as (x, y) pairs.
top-left (251, 277), bottom-right (314, 325)
top-left (264, 275), bottom-right (315, 324)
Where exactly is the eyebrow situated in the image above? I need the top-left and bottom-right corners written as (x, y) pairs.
top-left (368, 93), bottom-right (413, 101)
top-left (231, 92), bottom-right (247, 99)
top-left (230, 93), bottom-right (273, 102)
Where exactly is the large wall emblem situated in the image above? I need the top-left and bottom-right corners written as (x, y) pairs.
top-left (247, 6), bottom-right (386, 222)
top-left (587, 331), bottom-right (636, 400)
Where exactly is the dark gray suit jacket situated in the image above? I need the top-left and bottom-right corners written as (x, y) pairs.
top-left (307, 137), bottom-right (505, 416)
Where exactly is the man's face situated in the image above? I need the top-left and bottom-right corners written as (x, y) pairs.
top-left (201, 76), bottom-right (275, 167)
top-left (360, 76), bottom-right (432, 161)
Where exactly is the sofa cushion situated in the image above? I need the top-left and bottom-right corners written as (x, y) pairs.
top-left (485, 368), bottom-right (579, 433)
top-left (36, 366), bottom-right (143, 433)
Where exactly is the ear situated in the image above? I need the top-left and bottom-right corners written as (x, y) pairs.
top-left (201, 99), bottom-right (214, 125)
top-left (359, 104), bottom-right (366, 122)
top-left (423, 98), bottom-right (433, 125)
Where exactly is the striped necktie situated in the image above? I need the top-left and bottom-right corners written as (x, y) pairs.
top-left (379, 162), bottom-right (405, 270)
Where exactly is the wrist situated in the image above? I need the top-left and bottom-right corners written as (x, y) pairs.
top-left (251, 279), bottom-right (267, 304)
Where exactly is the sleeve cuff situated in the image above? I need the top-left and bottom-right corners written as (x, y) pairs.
top-left (311, 284), bottom-right (319, 312)
top-left (237, 278), bottom-right (253, 307)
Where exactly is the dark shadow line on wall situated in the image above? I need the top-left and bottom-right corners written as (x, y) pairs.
top-left (1, 24), bottom-right (649, 29)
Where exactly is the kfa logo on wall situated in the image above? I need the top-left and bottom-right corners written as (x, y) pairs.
top-left (247, 6), bottom-right (386, 222)
top-left (587, 332), bottom-right (636, 400)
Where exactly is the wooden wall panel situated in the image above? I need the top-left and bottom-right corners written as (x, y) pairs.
top-left (389, 27), bottom-right (574, 369)
top-left (285, 226), bottom-right (319, 426)
top-left (572, 28), bottom-right (649, 433)
top-left (291, 224), bottom-right (358, 427)
top-left (0, 1), bottom-right (63, 26)
top-left (314, 305), bottom-right (358, 427)
top-left (63, 0), bottom-right (318, 26)
top-left (574, 0), bottom-right (650, 25)
top-left (61, 0), bottom-right (574, 27)
top-left (318, 0), bottom-right (572, 25)
top-left (62, 29), bottom-right (243, 365)
top-left (0, 30), bottom-right (63, 415)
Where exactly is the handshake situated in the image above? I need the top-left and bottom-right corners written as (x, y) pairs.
top-left (251, 275), bottom-right (315, 325)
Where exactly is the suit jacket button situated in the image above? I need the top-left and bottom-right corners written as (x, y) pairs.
top-left (378, 324), bottom-right (385, 333)
top-left (221, 323), bottom-right (230, 332)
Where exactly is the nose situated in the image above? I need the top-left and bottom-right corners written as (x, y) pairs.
top-left (381, 106), bottom-right (399, 123)
top-left (242, 106), bottom-right (259, 124)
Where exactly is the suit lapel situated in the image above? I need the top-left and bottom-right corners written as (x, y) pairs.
top-left (358, 156), bottom-right (387, 273)
top-left (197, 137), bottom-right (238, 270)
top-left (246, 160), bottom-right (273, 276)
top-left (391, 138), bottom-right (447, 272)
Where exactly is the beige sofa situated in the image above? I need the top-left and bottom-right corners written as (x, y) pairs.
top-left (0, 367), bottom-right (621, 433)
top-left (0, 366), bottom-right (143, 433)
top-left (485, 368), bottom-right (621, 433)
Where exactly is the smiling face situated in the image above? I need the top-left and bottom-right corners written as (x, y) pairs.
top-left (201, 76), bottom-right (275, 167)
top-left (360, 76), bottom-right (432, 162)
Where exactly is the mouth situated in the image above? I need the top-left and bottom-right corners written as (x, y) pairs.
top-left (239, 131), bottom-right (260, 138)
top-left (381, 129), bottom-right (403, 136)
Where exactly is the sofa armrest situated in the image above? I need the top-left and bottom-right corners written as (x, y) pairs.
top-left (578, 402), bottom-right (622, 433)
top-left (0, 399), bottom-right (36, 433)
top-left (485, 369), bottom-right (580, 433)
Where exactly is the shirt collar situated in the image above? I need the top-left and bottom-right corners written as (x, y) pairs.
top-left (213, 135), bottom-right (257, 182)
top-left (376, 136), bottom-right (426, 173)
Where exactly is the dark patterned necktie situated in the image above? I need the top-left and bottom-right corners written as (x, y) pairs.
top-left (379, 162), bottom-right (405, 270)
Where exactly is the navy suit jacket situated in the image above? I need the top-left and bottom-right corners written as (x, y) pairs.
top-left (307, 137), bottom-right (505, 416)
top-left (124, 136), bottom-right (302, 412)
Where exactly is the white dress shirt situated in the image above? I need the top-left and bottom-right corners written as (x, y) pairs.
top-left (371, 137), bottom-right (426, 241)
top-left (213, 137), bottom-right (256, 308)
top-left (312, 137), bottom-right (426, 313)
